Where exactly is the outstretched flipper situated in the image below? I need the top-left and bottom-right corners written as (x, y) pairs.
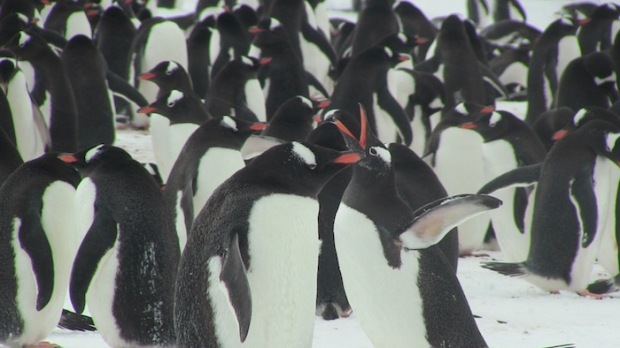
top-left (18, 212), bottom-right (54, 310)
top-left (70, 211), bottom-right (118, 314)
top-left (478, 163), bottom-right (542, 194)
top-left (400, 194), bottom-right (502, 249)
top-left (219, 233), bottom-right (252, 342)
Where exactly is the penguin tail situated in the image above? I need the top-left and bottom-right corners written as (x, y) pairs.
top-left (481, 261), bottom-right (527, 277)
top-left (57, 309), bottom-right (96, 332)
top-left (587, 276), bottom-right (620, 295)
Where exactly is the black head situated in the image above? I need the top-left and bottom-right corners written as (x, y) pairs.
top-left (0, 53), bottom-right (18, 86)
top-left (4, 30), bottom-right (48, 61)
top-left (243, 141), bottom-right (363, 197)
top-left (138, 60), bottom-right (192, 92)
top-left (249, 17), bottom-right (290, 53)
top-left (59, 144), bottom-right (133, 176)
top-left (208, 115), bottom-right (267, 140)
top-left (137, 89), bottom-right (207, 124)
top-left (0, 13), bottom-right (30, 46)
top-left (459, 110), bottom-right (524, 142)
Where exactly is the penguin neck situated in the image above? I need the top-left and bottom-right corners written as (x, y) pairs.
top-left (346, 162), bottom-right (399, 204)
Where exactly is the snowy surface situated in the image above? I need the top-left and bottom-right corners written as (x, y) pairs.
top-left (33, 0), bottom-right (620, 347)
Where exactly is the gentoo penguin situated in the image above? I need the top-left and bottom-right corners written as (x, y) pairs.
top-left (138, 89), bottom-right (209, 182)
top-left (328, 40), bottom-right (413, 145)
top-left (43, 0), bottom-right (92, 39)
top-left (187, 15), bottom-right (214, 98)
top-left (61, 34), bottom-right (116, 149)
top-left (131, 17), bottom-right (188, 127)
top-left (425, 102), bottom-right (492, 254)
top-left (483, 120), bottom-right (620, 295)
top-left (525, 17), bottom-right (580, 125)
top-left (459, 110), bottom-right (546, 261)
top-left (434, 14), bottom-right (488, 110)
top-left (250, 17), bottom-right (310, 118)
top-left (210, 9), bottom-right (253, 80)
top-left (555, 52), bottom-right (618, 112)
top-left (577, 2), bottom-right (620, 55)
top-left (64, 144), bottom-right (179, 347)
top-left (393, 1), bottom-right (438, 62)
top-left (94, 5), bottom-right (136, 124)
top-left (204, 56), bottom-right (265, 122)
top-left (332, 106), bottom-right (500, 347)
top-left (531, 106), bottom-right (577, 151)
top-left (6, 31), bottom-right (78, 152)
top-left (0, 153), bottom-right (81, 347)
top-left (261, 95), bottom-right (324, 141)
top-left (348, 0), bottom-right (399, 57)
top-left (164, 116), bottom-right (266, 250)
top-left (174, 140), bottom-right (363, 347)
top-left (492, 0), bottom-right (527, 23)
top-left (138, 60), bottom-right (194, 99)
top-left (0, 55), bottom-right (47, 161)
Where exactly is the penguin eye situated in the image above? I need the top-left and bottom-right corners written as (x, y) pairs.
top-left (165, 70), bottom-right (173, 76)
top-left (308, 163), bottom-right (317, 170)
top-left (369, 147), bottom-right (378, 156)
top-left (167, 101), bottom-right (176, 107)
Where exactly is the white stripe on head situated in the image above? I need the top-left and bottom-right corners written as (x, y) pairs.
top-left (220, 116), bottom-right (238, 131)
top-left (573, 109), bottom-right (588, 126)
top-left (298, 96), bottom-right (312, 110)
top-left (86, 144), bottom-right (105, 163)
top-left (167, 90), bottom-right (184, 107)
top-left (269, 18), bottom-right (282, 31)
top-left (605, 132), bottom-right (620, 152)
top-left (18, 32), bottom-right (32, 47)
top-left (292, 142), bottom-right (316, 167)
top-left (165, 61), bottom-right (179, 75)
top-left (488, 112), bottom-right (502, 127)
top-left (241, 56), bottom-right (253, 66)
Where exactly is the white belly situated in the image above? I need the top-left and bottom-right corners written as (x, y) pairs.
top-left (6, 71), bottom-right (45, 161)
top-left (149, 114), bottom-right (171, 181)
top-left (334, 205), bottom-right (428, 348)
top-left (210, 194), bottom-right (321, 348)
top-left (193, 148), bottom-right (245, 217)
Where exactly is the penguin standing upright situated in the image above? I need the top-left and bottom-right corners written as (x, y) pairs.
top-left (44, 0), bottom-right (92, 39)
top-left (139, 89), bottom-right (209, 182)
top-left (525, 17), bottom-right (579, 124)
top-left (205, 56), bottom-right (265, 122)
top-left (0, 128), bottom-right (22, 186)
top-left (348, 0), bottom-right (399, 56)
top-left (174, 139), bottom-right (363, 347)
top-left (577, 3), bottom-right (620, 55)
top-left (250, 17), bottom-right (310, 118)
top-left (459, 110), bottom-right (546, 261)
top-left (187, 15), bottom-right (215, 98)
top-left (328, 39), bottom-right (412, 145)
top-left (332, 106), bottom-right (500, 347)
top-left (61, 34), bottom-right (117, 149)
top-left (483, 120), bottom-right (620, 295)
top-left (6, 31), bottom-right (78, 152)
top-left (425, 102), bottom-right (492, 254)
top-left (65, 144), bottom-right (179, 347)
top-left (0, 153), bottom-right (81, 347)
top-left (164, 116), bottom-right (266, 250)
top-left (94, 5), bottom-right (137, 124)
top-left (131, 18), bottom-right (188, 127)
top-left (0, 55), bottom-right (47, 161)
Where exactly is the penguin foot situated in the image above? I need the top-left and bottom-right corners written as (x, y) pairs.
top-left (577, 290), bottom-right (608, 299)
top-left (587, 278), bottom-right (620, 295)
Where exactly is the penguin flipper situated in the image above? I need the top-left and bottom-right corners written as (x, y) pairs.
top-left (477, 163), bottom-right (543, 194)
top-left (18, 211), bottom-right (55, 311)
top-left (478, 62), bottom-right (509, 100)
top-left (106, 70), bottom-right (149, 107)
top-left (305, 71), bottom-right (330, 99)
top-left (70, 211), bottom-right (118, 314)
top-left (570, 172), bottom-right (598, 248)
top-left (301, 23), bottom-right (337, 66)
top-left (376, 85), bottom-right (413, 146)
top-left (219, 233), bottom-right (252, 342)
top-left (30, 97), bottom-right (52, 152)
top-left (508, 0), bottom-right (528, 22)
top-left (400, 194), bottom-right (502, 250)
top-left (481, 261), bottom-right (526, 277)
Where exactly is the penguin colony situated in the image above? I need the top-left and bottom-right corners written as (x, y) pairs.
top-left (1, 0), bottom-right (620, 347)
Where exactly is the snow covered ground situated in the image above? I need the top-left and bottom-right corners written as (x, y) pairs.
top-left (34, 0), bottom-right (620, 347)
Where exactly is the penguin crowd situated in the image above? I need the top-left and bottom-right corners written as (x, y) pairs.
top-left (1, 0), bottom-right (620, 347)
